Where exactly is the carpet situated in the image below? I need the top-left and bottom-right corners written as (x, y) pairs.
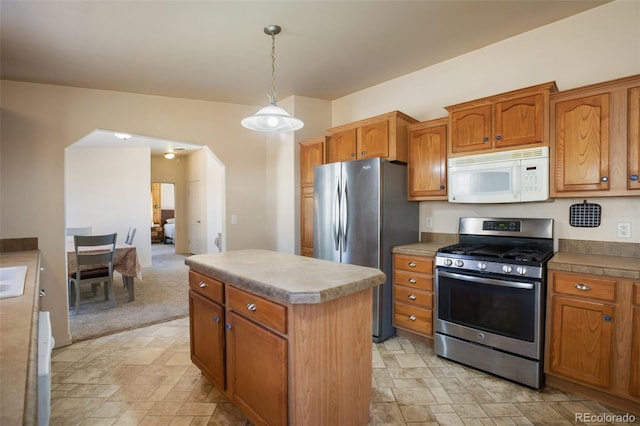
top-left (69, 244), bottom-right (191, 342)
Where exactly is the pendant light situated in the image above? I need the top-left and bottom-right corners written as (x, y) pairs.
top-left (241, 25), bottom-right (304, 133)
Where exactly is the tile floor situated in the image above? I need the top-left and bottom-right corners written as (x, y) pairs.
top-left (50, 317), bottom-right (634, 425)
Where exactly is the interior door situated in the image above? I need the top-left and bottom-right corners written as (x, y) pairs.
top-left (188, 179), bottom-right (205, 254)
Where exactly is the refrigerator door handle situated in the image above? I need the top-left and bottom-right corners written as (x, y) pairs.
top-left (341, 174), bottom-right (349, 251)
top-left (333, 177), bottom-right (341, 250)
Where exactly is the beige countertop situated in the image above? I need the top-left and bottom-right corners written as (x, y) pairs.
top-left (392, 242), bottom-right (444, 257)
top-left (549, 252), bottom-right (640, 279)
top-left (0, 250), bottom-right (41, 426)
top-left (185, 249), bottom-right (386, 304)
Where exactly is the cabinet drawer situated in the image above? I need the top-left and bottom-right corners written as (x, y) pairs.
top-left (227, 286), bottom-right (287, 335)
top-left (634, 283), bottom-right (640, 307)
top-left (553, 273), bottom-right (616, 302)
top-left (394, 286), bottom-right (433, 309)
top-left (394, 270), bottom-right (433, 291)
top-left (394, 254), bottom-right (433, 274)
top-left (394, 302), bottom-right (432, 336)
top-left (189, 271), bottom-right (224, 304)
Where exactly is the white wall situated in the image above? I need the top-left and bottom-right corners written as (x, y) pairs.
top-left (332, 1), bottom-right (640, 244)
top-left (160, 183), bottom-right (175, 210)
top-left (65, 146), bottom-right (153, 265)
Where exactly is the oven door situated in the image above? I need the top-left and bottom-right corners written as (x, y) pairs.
top-left (435, 269), bottom-right (544, 360)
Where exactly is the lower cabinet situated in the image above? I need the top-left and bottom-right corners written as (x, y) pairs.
top-left (545, 270), bottom-right (640, 412)
top-left (392, 253), bottom-right (434, 338)
top-left (188, 269), bottom-right (373, 425)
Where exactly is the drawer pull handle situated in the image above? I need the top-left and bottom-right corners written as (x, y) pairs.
top-left (247, 303), bottom-right (257, 311)
top-left (408, 294), bottom-right (417, 300)
top-left (408, 315), bottom-right (417, 321)
top-left (575, 283), bottom-right (591, 291)
top-left (408, 262), bottom-right (417, 268)
top-left (604, 315), bottom-right (612, 322)
top-left (213, 316), bottom-right (220, 323)
top-left (199, 282), bottom-right (207, 288)
top-left (408, 278), bottom-right (417, 284)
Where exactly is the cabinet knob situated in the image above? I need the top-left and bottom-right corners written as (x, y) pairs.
top-left (600, 176), bottom-right (609, 182)
top-left (604, 315), bottom-right (612, 322)
top-left (574, 283), bottom-right (591, 291)
top-left (440, 185), bottom-right (445, 190)
top-left (213, 316), bottom-right (220, 323)
top-left (408, 315), bottom-right (417, 321)
top-left (408, 261), bottom-right (417, 267)
top-left (351, 153), bottom-right (356, 157)
top-left (226, 323), bottom-right (232, 329)
top-left (408, 294), bottom-right (417, 300)
top-left (630, 174), bottom-right (639, 181)
top-left (483, 136), bottom-right (489, 142)
top-left (496, 135), bottom-right (502, 140)
top-left (246, 303), bottom-right (257, 312)
top-left (408, 278), bottom-right (417, 284)
top-left (199, 282), bottom-right (207, 288)
top-left (361, 151), bottom-right (366, 155)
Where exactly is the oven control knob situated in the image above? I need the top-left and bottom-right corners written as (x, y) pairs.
top-left (502, 265), bottom-right (513, 273)
top-left (455, 260), bottom-right (464, 267)
top-left (477, 262), bottom-right (487, 271)
top-left (516, 266), bottom-right (527, 276)
top-left (444, 259), bottom-right (453, 266)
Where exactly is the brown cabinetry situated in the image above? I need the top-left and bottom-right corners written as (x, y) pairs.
top-left (327, 111), bottom-right (417, 163)
top-left (299, 137), bottom-right (327, 257)
top-left (406, 118), bottom-right (448, 200)
top-left (546, 270), bottom-right (640, 411)
top-left (188, 267), bottom-right (374, 425)
top-left (392, 254), bottom-right (434, 338)
top-left (550, 74), bottom-right (640, 196)
top-left (631, 283), bottom-right (640, 397)
top-left (151, 225), bottom-right (163, 243)
top-left (446, 82), bottom-right (557, 157)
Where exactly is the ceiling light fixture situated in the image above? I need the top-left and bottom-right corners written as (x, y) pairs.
top-left (241, 25), bottom-right (304, 133)
top-left (114, 132), bottom-right (132, 140)
top-left (164, 152), bottom-right (176, 160)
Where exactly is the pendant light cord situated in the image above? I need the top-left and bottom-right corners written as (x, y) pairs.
top-left (270, 31), bottom-right (277, 105)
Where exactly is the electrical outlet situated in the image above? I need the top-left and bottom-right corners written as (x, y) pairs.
top-left (425, 217), bottom-right (433, 228)
top-left (616, 222), bottom-right (631, 239)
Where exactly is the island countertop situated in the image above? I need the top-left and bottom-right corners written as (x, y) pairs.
top-left (185, 249), bottom-right (386, 304)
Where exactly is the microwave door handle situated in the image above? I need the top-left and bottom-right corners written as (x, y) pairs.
top-left (513, 164), bottom-right (520, 200)
top-left (439, 271), bottom-right (534, 290)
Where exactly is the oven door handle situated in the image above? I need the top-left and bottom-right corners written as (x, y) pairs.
top-left (439, 271), bottom-right (534, 290)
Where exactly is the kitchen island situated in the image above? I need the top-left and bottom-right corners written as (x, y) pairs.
top-left (185, 249), bottom-right (386, 426)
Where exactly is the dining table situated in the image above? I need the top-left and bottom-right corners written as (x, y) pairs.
top-left (66, 238), bottom-right (143, 302)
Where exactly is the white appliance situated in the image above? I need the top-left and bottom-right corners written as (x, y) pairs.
top-left (38, 311), bottom-right (54, 426)
top-left (448, 146), bottom-right (549, 203)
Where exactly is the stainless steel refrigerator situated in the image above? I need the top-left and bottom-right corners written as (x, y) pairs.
top-left (313, 157), bottom-right (419, 342)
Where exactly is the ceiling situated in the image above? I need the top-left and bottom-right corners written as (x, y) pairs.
top-left (1, 0), bottom-right (610, 153)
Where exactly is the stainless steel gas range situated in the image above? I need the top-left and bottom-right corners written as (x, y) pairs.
top-left (434, 217), bottom-right (554, 389)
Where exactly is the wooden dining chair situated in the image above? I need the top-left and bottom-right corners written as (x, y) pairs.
top-left (68, 233), bottom-right (117, 315)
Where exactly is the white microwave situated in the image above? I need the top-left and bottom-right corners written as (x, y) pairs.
top-left (448, 147), bottom-right (549, 203)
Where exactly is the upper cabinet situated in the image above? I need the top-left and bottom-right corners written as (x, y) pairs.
top-left (327, 111), bottom-right (418, 163)
top-left (446, 82), bottom-right (557, 157)
top-left (550, 75), bottom-right (640, 197)
top-left (406, 117), bottom-right (448, 200)
top-left (299, 137), bottom-right (327, 257)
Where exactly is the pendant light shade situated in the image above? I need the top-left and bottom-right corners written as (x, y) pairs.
top-left (241, 25), bottom-right (304, 133)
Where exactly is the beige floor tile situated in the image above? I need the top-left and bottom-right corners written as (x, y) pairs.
top-left (399, 404), bottom-right (437, 422)
top-left (125, 347), bottom-right (165, 365)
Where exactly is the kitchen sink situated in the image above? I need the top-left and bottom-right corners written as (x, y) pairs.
top-left (0, 266), bottom-right (28, 299)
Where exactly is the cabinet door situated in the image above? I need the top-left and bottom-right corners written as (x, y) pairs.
top-left (494, 93), bottom-right (543, 148)
top-left (358, 120), bottom-right (389, 159)
top-left (328, 128), bottom-right (356, 163)
top-left (189, 291), bottom-right (225, 391)
top-left (227, 311), bottom-right (287, 426)
top-left (407, 123), bottom-right (447, 199)
top-left (549, 296), bottom-right (614, 388)
top-left (631, 308), bottom-right (640, 396)
top-left (450, 104), bottom-right (492, 153)
top-left (628, 86), bottom-right (640, 190)
top-left (300, 186), bottom-right (314, 256)
top-left (554, 94), bottom-right (611, 192)
top-left (300, 140), bottom-right (325, 186)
